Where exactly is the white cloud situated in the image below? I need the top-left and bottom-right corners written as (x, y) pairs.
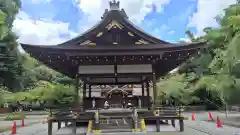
top-left (188, 0), bottom-right (237, 35)
top-left (168, 30), bottom-right (175, 34)
top-left (14, 0), bottom-right (170, 46)
top-left (13, 11), bottom-right (77, 45)
top-left (77, 0), bottom-right (170, 26)
top-left (179, 38), bottom-right (191, 43)
top-left (31, 0), bottom-right (51, 4)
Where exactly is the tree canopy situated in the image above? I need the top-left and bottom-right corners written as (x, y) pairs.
top-left (157, 2), bottom-right (240, 107)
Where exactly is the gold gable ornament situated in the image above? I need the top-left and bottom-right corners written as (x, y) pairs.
top-left (106, 20), bottom-right (124, 30)
top-left (128, 32), bottom-right (134, 37)
top-left (96, 32), bottom-right (103, 37)
top-left (80, 40), bottom-right (91, 45)
top-left (87, 43), bottom-right (96, 47)
top-left (80, 40), bottom-right (96, 47)
top-left (135, 39), bottom-right (149, 44)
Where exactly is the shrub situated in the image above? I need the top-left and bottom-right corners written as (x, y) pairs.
top-left (4, 113), bottom-right (26, 121)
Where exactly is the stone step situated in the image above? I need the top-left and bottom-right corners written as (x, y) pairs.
top-left (101, 128), bottom-right (133, 133)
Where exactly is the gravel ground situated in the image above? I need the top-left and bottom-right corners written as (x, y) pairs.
top-left (183, 112), bottom-right (240, 135)
top-left (0, 121), bottom-right (210, 135)
top-left (0, 123), bottom-right (58, 135)
top-left (149, 127), bottom-right (209, 135)
top-left (0, 111), bottom-right (47, 117)
top-left (2, 111), bottom-right (239, 135)
top-left (0, 115), bottom-right (47, 133)
top-left (185, 120), bottom-right (240, 135)
top-left (0, 124), bottom-right (208, 135)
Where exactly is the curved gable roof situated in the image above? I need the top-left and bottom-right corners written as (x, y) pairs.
top-left (57, 1), bottom-right (171, 47)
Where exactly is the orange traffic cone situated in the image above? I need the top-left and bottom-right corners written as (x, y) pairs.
top-left (11, 121), bottom-right (17, 134)
top-left (216, 116), bottom-right (222, 128)
top-left (21, 119), bottom-right (25, 127)
top-left (191, 112), bottom-right (195, 120)
top-left (208, 112), bottom-right (213, 121)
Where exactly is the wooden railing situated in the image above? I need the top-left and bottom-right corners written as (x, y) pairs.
top-left (138, 106), bottom-right (184, 118)
top-left (48, 106), bottom-right (84, 117)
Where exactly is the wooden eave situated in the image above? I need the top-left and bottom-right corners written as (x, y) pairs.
top-left (21, 42), bottom-right (206, 56)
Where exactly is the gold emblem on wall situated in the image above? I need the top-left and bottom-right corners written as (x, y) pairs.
top-left (106, 20), bottom-right (124, 30)
top-left (135, 39), bottom-right (149, 44)
top-left (128, 32), bottom-right (134, 37)
top-left (80, 40), bottom-right (96, 46)
top-left (96, 32), bottom-right (103, 37)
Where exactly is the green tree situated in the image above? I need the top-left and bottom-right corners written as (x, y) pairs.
top-left (158, 2), bottom-right (240, 110)
top-left (0, 0), bottom-right (22, 91)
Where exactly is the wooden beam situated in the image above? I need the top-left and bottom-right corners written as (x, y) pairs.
top-left (84, 81), bottom-right (143, 85)
top-left (79, 73), bottom-right (152, 78)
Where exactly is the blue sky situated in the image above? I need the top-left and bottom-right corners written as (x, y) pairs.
top-left (13, 0), bottom-right (235, 44)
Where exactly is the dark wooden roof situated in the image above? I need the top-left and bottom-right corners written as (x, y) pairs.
top-left (19, 0), bottom-right (207, 79)
top-left (21, 42), bottom-right (205, 79)
top-left (21, 42), bottom-right (205, 56)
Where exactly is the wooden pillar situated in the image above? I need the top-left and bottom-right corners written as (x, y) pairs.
top-left (141, 82), bottom-right (145, 108)
top-left (83, 82), bottom-right (86, 109)
top-left (146, 80), bottom-right (150, 109)
top-left (171, 120), bottom-right (175, 127)
top-left (141, 82), bottom-right (145, 96)
top-left (48, 120), bottom-right (52, 135)
top-left (156, 119), bottom-right (160, 132)
top-left (83, 82), bottom-right (86, 98)
top-left (75, 75), bottom-right (79, 106)
top-left (179, 119), bottom-right (184, 132)
top-left (88, 84), bottom-right (91, 98)
top-left (152, 72), bottom-right (157, 108)
top-left (72, 120), bottom-right (77, 134)
top-left (57, 121), bottom-right (61, 129)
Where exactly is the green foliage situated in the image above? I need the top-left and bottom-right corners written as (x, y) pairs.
top-left (157, 73), bottom-right (199, 105)
top-left (159, 2), bottom-right (240, 107)
top-left (4, 113), bottom-right (26, 121)
top-left (0, 0), bottom-right (23, 91)
top-left (1, 81), bottom-right (78, 109)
